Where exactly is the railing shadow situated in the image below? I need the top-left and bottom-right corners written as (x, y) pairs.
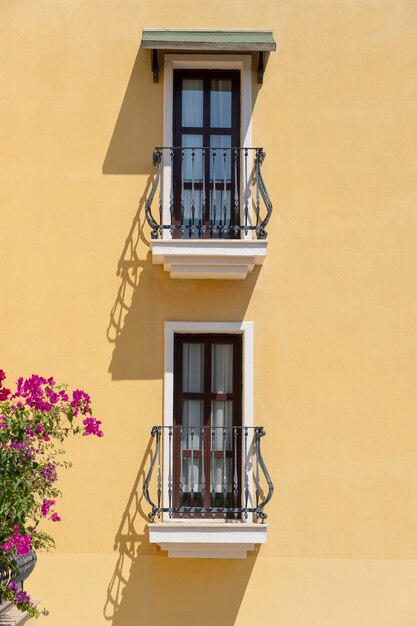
top-left (103, 436), bottom-right (260, 626)
top-left (107, 176), bottom-right (153, 345)
top-left (103, 436), bottom-right (158, 624)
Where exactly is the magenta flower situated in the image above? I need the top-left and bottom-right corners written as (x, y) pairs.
top-left (13, 374), bottom-right (55, 411)
top-left (71, 389), bottom-right (91, 416)
top-left (41, 498), bottom-right (55, 517)
top-left (59, 389), bottom-right (69, 402)
top-left (0, 387), bottom-right (11, 400)
top-left (0, 370), bottom-right (103, 618)
top-left (82, 417), bottom-right (104, 437)
top-left (6, 582), bottom-right (35, 608)
top-left (2, 527), bottom-right (32, 556)
top-left (40, 462), bottom-right (57, 482)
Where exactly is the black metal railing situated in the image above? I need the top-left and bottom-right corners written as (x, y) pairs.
top-left (145, 147), bottom-right (273, 240)
top-left (143, 426), bottom-right (274, 522)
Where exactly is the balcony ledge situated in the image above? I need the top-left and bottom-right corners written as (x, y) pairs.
top-left (148, 521), bottom-right (267, 558)
top-left (150, 238), bottom-right (268, 280)
top-left (0, 600), bottom-right (38, 625)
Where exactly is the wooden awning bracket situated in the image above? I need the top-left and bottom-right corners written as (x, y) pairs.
top-left (151, 49), bottom-right (160, 83)
top-left (257, 51), bottom-right (265, 84)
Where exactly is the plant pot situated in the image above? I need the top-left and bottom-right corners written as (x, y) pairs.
top-left (0, 550), bottom-right (37, 600)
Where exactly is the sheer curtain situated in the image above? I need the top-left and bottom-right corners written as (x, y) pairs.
top-left (182, 79), bottom-right (203, 127)
top-left (182, 343), bottom-right (203, 493)
top-left (211, 344), bottom-right (233, 494)
top-left (210, 79), bottom-right (232, 128)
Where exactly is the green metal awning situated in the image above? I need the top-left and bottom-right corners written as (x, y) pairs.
top-left (141, 30), bottom-right (276, 83)
top-left (141, 29), bottom-right (276, 52)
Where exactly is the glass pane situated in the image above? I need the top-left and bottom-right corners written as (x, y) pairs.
top-left (182, 189), bottom-right (203, 236)
top-left (212, 344), bottom-right (233, 393)
top-left (211, 458), bottom-right (232, 496)
top-left (181, 456), bottom-right (202, 494)
top-left (182, 79), bottom-right (203, 127)
top-left (210, 79), bottom-right (232, 128)
top-left (209, 190), bottom-right (231, 230)
top-left (182, 400), bottom-right (204, 449)
top-left (182, 135), bottom-right (203, 182)
top-left (211, 400), bottom-right (233, 450)
top-left (182, 343), bottom-right (204, 392)
top-left (210, 135), bottom-right (232, 181)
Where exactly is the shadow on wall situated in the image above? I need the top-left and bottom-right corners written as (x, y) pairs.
top-left (105, 47), bottom-right (263, 381)
top-left (106, 176), bottom-right (261, 381)
top-left (103, 45), bottom-right (262, 626)
top-left (102, 46), bottom-right (263, 176)
top-left (107, 216), bottom-right (261, 380)
top-left (103, 435), bottom-right (258, 626)
top-left (103, 49), bottom-right (163, 175)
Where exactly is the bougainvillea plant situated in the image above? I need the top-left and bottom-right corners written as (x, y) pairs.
top-left (0, 370), bottom-right (103, 618)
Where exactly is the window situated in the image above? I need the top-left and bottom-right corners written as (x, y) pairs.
top-left (172, 70), bottom-right (240, 238)
top-left (147, 56), bottom-right (271, 279)
top-left (161, 321), bottom-right (255, 519)
top-left (145, 322), bottom-right (272, 556)
top-left (173, 334), bottom-right (242, 515)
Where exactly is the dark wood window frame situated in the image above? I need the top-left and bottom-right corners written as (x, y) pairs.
top-left (173, 333), bottom-right (242, 515)
top-left (172, 69), bottom-right (241, 237)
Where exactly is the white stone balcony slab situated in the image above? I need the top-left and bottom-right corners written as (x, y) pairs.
top-left (151, 238), bottom-right (268, 279)
top-left (148, 521), bottom-right (267, 558)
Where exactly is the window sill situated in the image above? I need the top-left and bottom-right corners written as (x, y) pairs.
top-left (148, 521), bottom-right (267, 558)
top-left (150, 238), bottom-right (268, 280)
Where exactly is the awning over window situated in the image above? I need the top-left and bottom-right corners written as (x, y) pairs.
top-left (141, 29), bottom-right (276, 52)
top-left (141, 30), bottom-right (276, 83)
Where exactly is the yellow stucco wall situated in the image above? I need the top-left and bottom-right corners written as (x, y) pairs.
top-left (1, 0), bottom-right (417, 624)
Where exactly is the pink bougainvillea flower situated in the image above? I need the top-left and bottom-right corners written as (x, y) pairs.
top-left (2, 528), bottom-right (32, 556)
top-left (41, 498), bottom-right (55, 517)
top-left (59, 389), bottom-right (69, 402)
top-left (6, 581), bottom-right (35, 609)
top-left (40, 462), bottom-right (57, 483)
top-left (71, 389), bottom-right (91, 416)
top-left (82, 417), bottom-right (104, 437)
top-left (0, 387), bottom-right (11, 400)
top-left (50, 512), bottom-right (61, 522)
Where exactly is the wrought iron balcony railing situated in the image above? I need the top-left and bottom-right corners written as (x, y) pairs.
top-left (145, 147), bottom-right (273, 240)
top-left (143, 426), bottom-right (274, 522)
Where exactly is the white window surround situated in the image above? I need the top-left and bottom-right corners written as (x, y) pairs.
top-left (147, 321), bottom-right (268, 558)
top-left (150, 54), bottom-right (268, 280)
top-left (162, 53), bottom-right (252, 236)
